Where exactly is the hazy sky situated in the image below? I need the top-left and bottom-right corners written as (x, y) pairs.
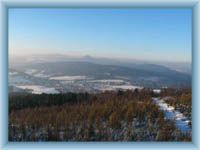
top-left (9, 8), bottom-right (192, 63)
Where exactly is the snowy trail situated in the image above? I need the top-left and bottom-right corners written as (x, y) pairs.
top-left (152, 97), bottom-right (191, 133)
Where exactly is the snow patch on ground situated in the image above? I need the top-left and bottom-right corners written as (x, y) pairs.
top-left (112, 85), bottom-right (143, 90)
top-left (25, 69), bottom-right (37, 75)
top-left (34, 73), bottom-right (50, 78)
top-left (89, 79), bottom-right (125, 83)
top-left (152, 97), bottom-right (191, 133)
top-left (153, 89), bottom-right (161, 94)
top-left (16, 85), bottom-right (59, 94)
top-left (50, 76), bottom-right (87, 81)
top-left (25, 69), bottom-right (50, 78)
top-left (9, 76), bottom-right (33, 85)
top-left (9, 72), bottom-right (18, 76)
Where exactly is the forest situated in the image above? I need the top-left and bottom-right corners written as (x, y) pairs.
top-left (9, 89), bottom-right (191, 141)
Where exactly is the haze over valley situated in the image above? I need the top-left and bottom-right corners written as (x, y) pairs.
top-left (9, 54), bottom-right (191, 94)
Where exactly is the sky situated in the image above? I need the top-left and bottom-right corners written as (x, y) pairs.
top-left (9, 8), bottom-right (192, 63)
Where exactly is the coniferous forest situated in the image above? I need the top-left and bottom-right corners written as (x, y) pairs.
top-left (9, 88), bottom-right (191, 141)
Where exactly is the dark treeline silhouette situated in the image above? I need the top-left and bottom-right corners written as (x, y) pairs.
top-left (9, 92), bottom-right (90, 112)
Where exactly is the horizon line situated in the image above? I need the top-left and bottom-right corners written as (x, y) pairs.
top-left (9, 52), bottom-right (192, 64)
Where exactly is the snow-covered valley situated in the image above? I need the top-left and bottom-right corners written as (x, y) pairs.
top-left (9, 69), bottom-right (143, 94)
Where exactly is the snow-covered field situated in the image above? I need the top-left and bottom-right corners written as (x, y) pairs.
top-left (9, 71), bottom-right (33, 85)
top-left (97, 85), bottom-right (143, 91)
top-left (152, 97), bottom-right (191, 133)
top-left (111, 85), bottom-right (143, 90)
top-left (9, 72), bottom-right (18, 76)
top-left (16, 85), bottom-right (59, 94)
top-left (89, 79), bottom-right (125, 83)
top-left (153, 89), bottom-right (161, 94)
top-left (9, 76), bottom-right (33, 85)
top-left (33, 73), bottom-right (50, 78)
top-left (25, 69), bottom-right (37, 75)
top-left (25, 69), bottom-right (50, 78)
top-left (50, 76), bottom-right (87, 81)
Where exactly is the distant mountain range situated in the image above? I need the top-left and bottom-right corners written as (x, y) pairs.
top-left (10, 54), bottom-right (191, 74)
top-left (9, 54), bottom-right (191, 88)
